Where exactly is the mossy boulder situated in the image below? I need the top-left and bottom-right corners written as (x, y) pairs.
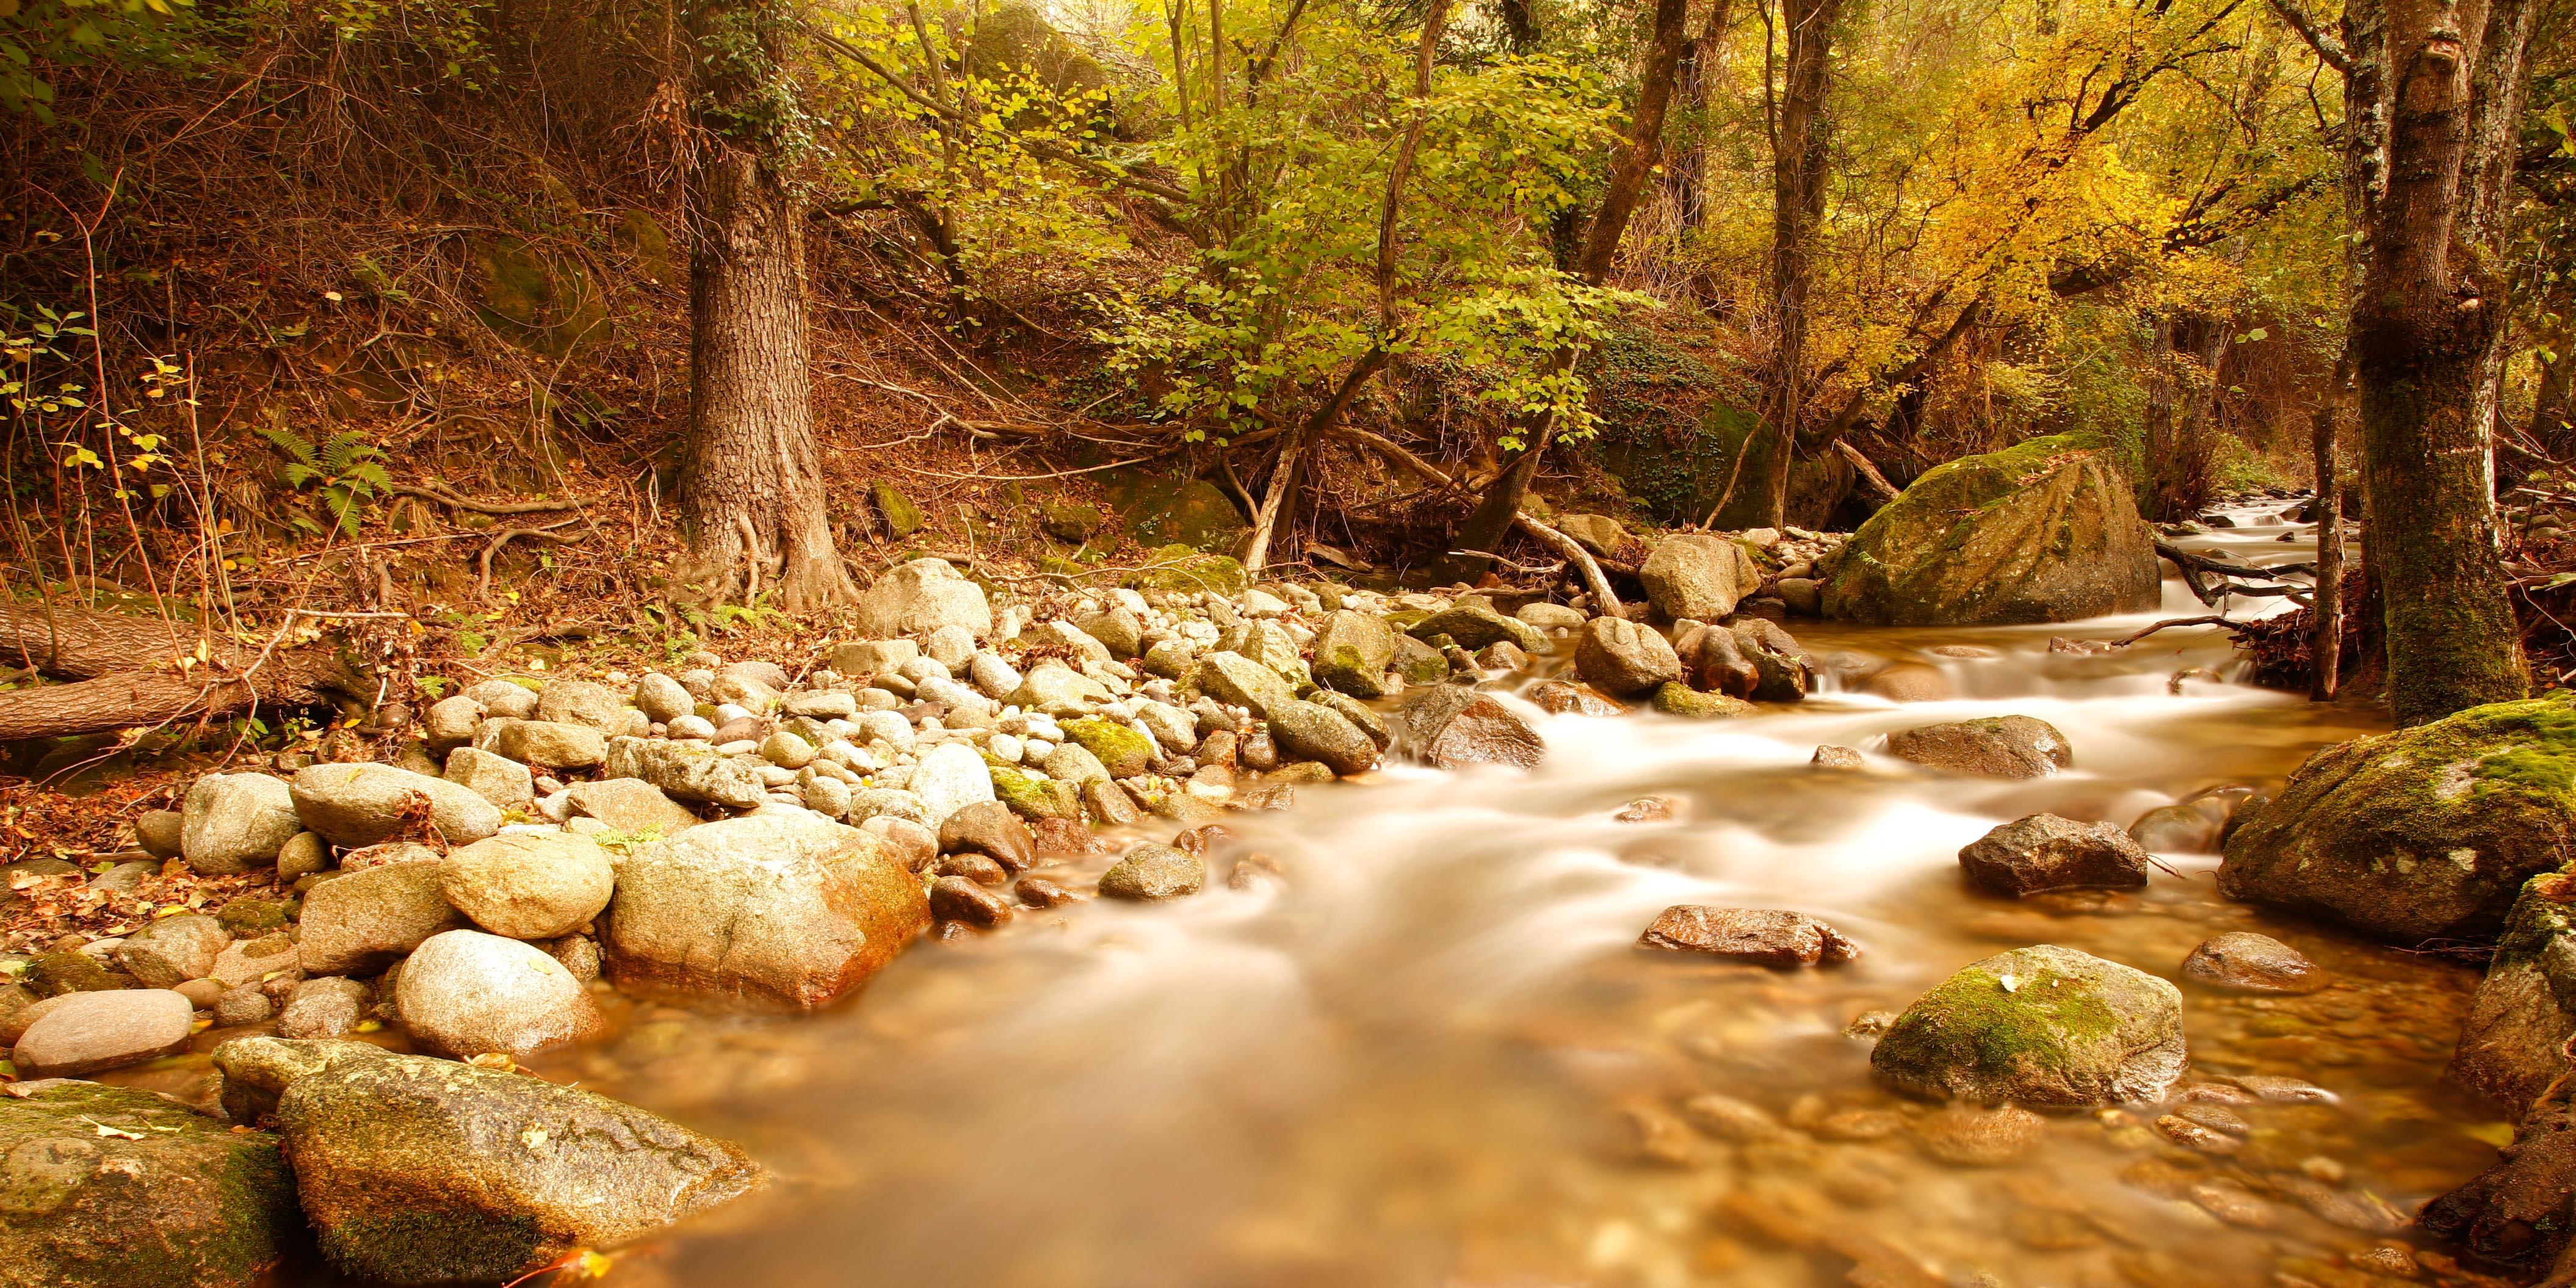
top-left (1870, 944), bottom-right (2186, 1107)
top-left (1651, 683), bottom-right (1755, 719)
top-left (1060, 718), bottom-right (1155, 778)
top-left (871, 482), bottom-right (924, 538)
top-left (1823, 431), bottom-right (2161, 625)
top-left (1126, 545), bottom-right (1249, 595)
top-left (2218, 694), bottom-right (2576, 944)
top-left (1041, 502), bottom-right (1105, 543)
top-left (2450, 872), bottom-right (2576, 1116)
top-left (467, 234), bottom-right (608, 361)
top-left (0, 1079), bottom-right (299, 1288)
top-left (1100, 471), bottom-right (1248, 552)
top-left (986, 759), bottom-right (1082, 820)
top-left (1312, 610), bottom-right (1396, 698)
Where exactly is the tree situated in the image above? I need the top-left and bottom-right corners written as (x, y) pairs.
top-left (2342, 0), bottom-right (2539, 722)
top-left (1749, 0), bottom-right (1847, 526)
top-left (678, 0), bottom-right (856, 612)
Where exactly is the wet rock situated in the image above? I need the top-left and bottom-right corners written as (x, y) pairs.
top-left (0, 1078), bottom-right (298, 1288)
top-left (930, 876), bottom-right (1013, 928)
top-left (853, 555), bottom-right (993, 639)
top-left (1863, 664), bottom-right (1953, 702)
top-left (1614, 796), bottom-right (1674, 822)
top-left (271, 1049), bottom-right (765, 1285)
top-left (1640, 534), bottom-right (1754, 621)
top-left (2179, 932), bottom-right (2323, 994)
top-left (941, 800), bottom-right (1036, 871)
top-left (180, 772), bottom-right (301, 874)
top-left (1823, 431), bottom-right (2161, 624)
top-left (560, 777), bottom-right (699, 836)
top-left (1517, 602), bottom-right (1586, 630)
top-left (2154, 1113), bottom-right (2241, 1155)
top-left (9, 988), bottom-right (195, 1076)
top-left (2220, 693), bottom-right (2576, 943)
top-left (1308, 690), bottom-right (1390, 750)
top-left (1016, 875), bottom-right (1076, 908)
top-left (602, 811), bottom-right (930, 1008)
top-left (1574, 617), bottom-right (1682, 696)
top-left (291, 762), bottom-right (503, 847)
top-left (1403, 686), bottom-right (1544, 770)
top-left (1195, 650), bottom-right (1297, 720)
top-left (1679, 1093), bottom-right (1779, 1141)
top-left (114, 914), bottom-right (230, 988)
top-left (1685, 625), bottom-right (1758, 697)
top-left (2453, 872), bottom-right (2576, 1115)
top-left (1812, 745), bottom-right (1865, 770)
top-left (1099, 843), bottom-right (1205, 900)
top-left (1957, 814), bottom-right (2152, 895)
top-left (1390, 633), bottom-right (1449, 684)
top-left (438, 831), bottom-right (615, 941)
top-left (1527, 679), bottom-right (1623, 717)
top-left (2423, 1074), bottom-right (2576, 1268)
top-left (298, 860), bottom-right (465, 975)
top-left (215, 985), bottom-right (274, 1026)
top-left (1884, 715), bottom-right (2072, 779)
top-left (1409, 603), bottom-right (1544, 655)
top-left (397, 930), bottom-right (606, 1059)
top-left (1870, 944), bottom-right (2187, 1107)
top-left (1637, 906), bottom-right (1858, 967)
top-left (1650, 682), bottom-right (1754, 719)
top-left (1730, 619), bottom-right (1815, 702)
top-left (2127, 797), bottom-right (2234, 853)
top-left (1268, 700), bottom-right (1377, 776)
top-left (1914, 1104), bottom-right (2045, 1165)
top-left (277, 977), bottom-right (371, 1039)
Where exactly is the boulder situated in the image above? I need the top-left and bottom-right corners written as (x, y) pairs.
top-left (2219, 695), bottom-right (2576, 943)
top-left (2180, 932), bottom-right (2323, 996)
top-left (1869, 944), bottom-right (2187, 1107)
top-left (632, 672), bottom-right (694, 724)
top-left (1403, 686), bottom-right (1544, 770)
top-left (1267, 701), bottom-right (1377, 776)
top-left (1196, 651), bottom-right (1297, 720)
top-left (1650, 683), bottom-right (1755, 719)
top-left (1636, 907), bottom-right (1858, 967)
top-left (1640, 534), bottom-right (1754, 621)
top-left (912, 742), bottom-right (999, 823)
top-left (297, 860), bottom-right (466, 975)
top-left (2451, 872), bottom-right (2576, 1116)
top-left (1408, 604), bottom-right (1544, 655)
top-left (930, 876), bottom-right (1013, 928)
top-left (270, 1050), bottom-right (764, 1285)
top-left (396, 930), bottom-right (607, 1059)
top-left (534, 679), bottom-right (629, 735)
top-left (602, 736), bottom-right (765, 809)
top-left (1957, 814), bottom-right (2152, 895)
top-left (1822, 430), bottom-right (2161, 624)
top-left (10, 988), bottom-right (196, 1076)
top-left (1311, 610), bottom-right (1395, 698)
top-left (114, 913), bottom-right (230, 988)
top-left (939, 800), bottom-right (1035, 871)
top-left (1061, 718), bottom-right (1155, 778)
top-left (443, 745), bottom-right (535, 812)
top-left (560, 778), bottom-right (700, 836)
top-left (602, 812), bottom-right (930, 1007)
top-left (180, 772), bottom-right (302, 874)
top-left (1099, 843), bottom-right (1205, 900)
top-left (479, 718), bottom-right (607, 770)
top-left (853, 557), bottom-right (993, 639)
top-left (289, 762), bottom-right (502, 847)
top-left (0, 1079), bottom-right (298, 1288)
top-left (439, 831), bottom-right (615, 940)
top-left (1731, 618), bottom-right (1816, 702)
top-left (1884, 715), bottom-right (2071, 779)
top-left (1556, 513), bottom-right (1627, 557)
top-left (2422, 1079), bottom-right (2576, 1273)
top-left (1574, 617), bottom-right (1682, 697)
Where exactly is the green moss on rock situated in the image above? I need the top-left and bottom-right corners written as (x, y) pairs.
top-left (1125, 545), bottom-right (1249, 595)
top-left (1870, 944), bottom-right (2185, 1106)
top-left (1060, 718), bottom-right (1154, 778)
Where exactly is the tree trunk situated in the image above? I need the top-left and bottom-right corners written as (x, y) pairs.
top-left (2140, 311), bottom-right (2182, 521)
top-left (1748, 0), bottom-right (1843, 527)
top-left (0, 602), bottom-right (370, 742)
top-left (2312, 388), bottom-right (2346, 700)
top-left (678, 0), bottom-right (855, 613)
top-left (2349, 0), bottom-right (2538, 723)
top-left (1665, 0), bottom-right (1738, 239)
top-left (2532, 322), bottom-right (2576, 461)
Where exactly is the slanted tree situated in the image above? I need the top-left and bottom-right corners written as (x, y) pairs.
top-left (679, 0), bottom-right (856, 611)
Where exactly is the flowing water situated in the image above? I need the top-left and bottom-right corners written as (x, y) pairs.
top-left (251, 504), bottom-right (2516, 1287)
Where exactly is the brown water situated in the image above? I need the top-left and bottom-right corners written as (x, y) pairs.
top-left (241, 506), bottom-right (2515, 1287)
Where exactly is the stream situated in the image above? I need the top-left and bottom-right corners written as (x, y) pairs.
top-left (316, 505), bottom-right (2509, 1287)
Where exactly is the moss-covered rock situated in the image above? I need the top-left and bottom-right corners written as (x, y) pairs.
top-left (1041, 501), bottom-right (1105, 543)
top-left (1059, 718), bottom-right (1154, 778)
top-left (1391, 634), bottom-right (1450, 684)
top-left (1126, 545), bottom-right (1249, 595)
top-left (467, 234), bottom-right (609, 360)
top-left (1650, 683), bottom-right (1754, 719)
top-left (23, 950), bottom-right (132, 997)
top-left (2218, 695), bottom-right (2576, 943)
top-left (1870, 944), bottom-right (2186, 1106)
top-left (871, 481), bottom-right (924, 538)
top-left (1823, 431), bottom-right (2161, 625)
top-left (2450, 872), bottom-right (2576, 1116)
top-left (0, 1079), bottom-right (298, 1288)
top-left (1312, 610), bottom-right (1395, 698)
top-left (1100, 472), bottom-right (1247, 552)
top-left (986, 761), bottom-right (1082, 820)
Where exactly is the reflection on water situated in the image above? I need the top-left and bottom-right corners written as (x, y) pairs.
top-left (300, 502), bottom-right (2516, 1287)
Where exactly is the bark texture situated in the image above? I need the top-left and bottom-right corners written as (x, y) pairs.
top-left (1747, 0), bottom-right (1846, 527)
top-left (678, 0), bottom-right (855, 612)
top-left (0, 602), bottom-right (370, 742)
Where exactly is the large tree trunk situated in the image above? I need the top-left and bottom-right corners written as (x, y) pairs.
top-left (2311, 377), bottom-right (2347, 701)
top-left (0, 602), bottom-right (370, 742)
top-left (678, 0), bottom-right (856, 613)
top-left (1747, 0), bottom-right (1844, 527)
top-left (2349, 0), bottom-right (2537, 724)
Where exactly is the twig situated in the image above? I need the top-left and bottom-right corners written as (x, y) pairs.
top-left (477, 519), bottom-right (582, 600)
top-left (2109, 615), bottom-right (2246, 647)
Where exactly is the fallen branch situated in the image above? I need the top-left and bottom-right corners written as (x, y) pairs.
top-left (1330, 427), bottom-right (1624, 614)
top-left (477, 518), bottom-right (582, 600)
top-left (2109, 615), bottom-right (2247, 648)
top-left (1834, 440), bottom-right (1901, 507)
top-left (391, 483), bottom-right (580, 516)
top-left (0, 601), bottom-right (371, 742)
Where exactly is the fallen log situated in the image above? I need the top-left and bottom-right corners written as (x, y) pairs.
top-left (0, 601), bottom-right (374, 742)
top-left (1834, 440), bottom-right (1901, 507)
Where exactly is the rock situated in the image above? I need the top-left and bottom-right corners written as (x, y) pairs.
top-left (527, 680), bottom-right (623, 736)
top-left (853, 556), bottom-right (993, 639)
top-left (2451, 873), bottom-right (2576, 1115)
top-left (1018, 875), bottom-right (1076, 907)
top-left (1869, 944), bottom-right (2187, 1107)
top-left (1008, 659), bottom-right (1112, 715)
top-left (940, 800), bottom-right (1036, 871)
top-left (968, 652), bottom-right (1024, 699)
top-left (179, 772), bottom-right (301, 874)
top-left (1732, 618), bottom-right (1815, 701)
top-left (439, 831), bottom-right (615, 940)
top-left (934, 852), bottom-right (1009, 885)
top-left (10, 988), bottom-right (196, 1076)
top-left (1268, 700), bottom-right (1377, 776)
top-left (1403, 686), bottom-right (1544, 770)
top-left (783, 690), bottom-right (858, 721)
top-left (1232, 620), bottom-right (1306, 686)
top-left (1101, 473), bottom-right (1248, 551)
top-left (270, 1049), bottom-right (764, 1284)
top-left (1556, 514), bottom-right (1627, 556)
top-left (1196, 650), bottom-right (1297, 720)
top-left (1062, 718), bottom-right (1155, 778)
top-left (758, 729), bottom-right (817, 770)
top-left (1077, 607), bottom-right (1146, 659)
top-left (297, 860), bottom-right (466, 975)
top-left (478, 718), bottom-right (606, 770)
top-left (1312, 610), bottom-right (1395, 698)
top-left (1035, 740), bottom-right (1102, 786)
top-left (1956, 814), bottom-right (2152, 895)
top-left (1775, 577), bottom-right (1822, 616)
top-left (560, 778), bottom-right (699, 836)
top-left (290, 762), bottom-right (503, 847)
top-left (2127, 797), bottom-right (2234, 853)
top-left (396, 930), bottom-right (606, 1058)
top-left (207, 934), bottom-right (298, 991)
top-left (1640, 534), bottom-right (1754, 621)
top-left (114, 914), bottom-right (230, 988)
top-left (1823, 430), bottom-right (2161, 624)
top-left (214, 985), bottom-right (273, 1026)
top-left (911, 741), bottom-right (1000, 824)
top-left (134, 808), bottom-right (186, 858)
top-left (0, 1079), bottom-right (298, 1288)
top-left (424, 694), bottom-right (485, 751)
top-left (1685, 626), bottom-right (1758, 696)
top-left (1813, 744), bottom-right (1865, 769)
top-left (1650, 682), bottom-right (1755, 719)
top-left (930, 876), bottom-right (1013, 928)
top-left (1914, 1104), bottom-right (2045, 1165)
top-left (602, 736), bottom-right (765, 809)
top-left (1679, 1093), bottom-right (1778, 1141)
top-left (2180, 932), bottom-right (2322, 994)
top-left (632, 673), bottom-right (694, 723)
top-left (1042, 501), bottom-right (1105, 543)
top-left (276, 978), bottom-right (371, 1040)
top-left (1308, 689), bottom-right (1389, 749)
top-left (830, 639), bottom-right (919, 676)
top-left (21, 951), bottom-right (127, 997)
top-left (463, 678), bottom-right (541, 720)
top-left (1516, 602), bottom-right (1586, 630)
top-left (1864, 664), bottom-right (1953, 701)
top-left (602, 811), bottom-right (930, 1007)
top-left (1099, 843), bottom-right (1205, 900)
top-left (1574, 617), bottom-right (1682, 696)
top-left (1636, 907), bottom-right (1858, 967)
top-left (2218, 694), bottom-right (2576, 943)
top-left (443, 745), bottom-right (535, 812)
top-left (989, 761), bottom-right (1081, 821)
top-left (1527, 679), bottom-right (1623, 716)
top-left (1884, 715), bottom-right (2071, 779)
top-left (276, 830), bottom-right (330, 880)
top-left (1408, 604), bottom-right (1544, 654)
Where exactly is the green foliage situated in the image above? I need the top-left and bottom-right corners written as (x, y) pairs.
top-left (260, 424), bottom-right (391, 538)
top-left (0, 0), bottom-right (199, 123)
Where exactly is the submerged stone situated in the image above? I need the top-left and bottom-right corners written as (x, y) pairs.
top-left (1869, 944), bottom-right (2185, 1107)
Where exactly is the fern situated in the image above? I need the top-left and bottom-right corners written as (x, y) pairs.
top-left (262, 425), bottom-right (390, 537)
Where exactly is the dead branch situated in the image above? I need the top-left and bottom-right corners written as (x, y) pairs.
top-left (1834, 440), bottom-right (1901, 507)
top-left (0, 601), bottom-right (371, 742)
top-left (1329, 427), bottom-right (1626, 614)
top-left (477, 518), bottom-right (582, 600)
top-left (390, 483), bottom-right (581, 516)
top-left (2109, 614), bottom-right (2248, 647)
